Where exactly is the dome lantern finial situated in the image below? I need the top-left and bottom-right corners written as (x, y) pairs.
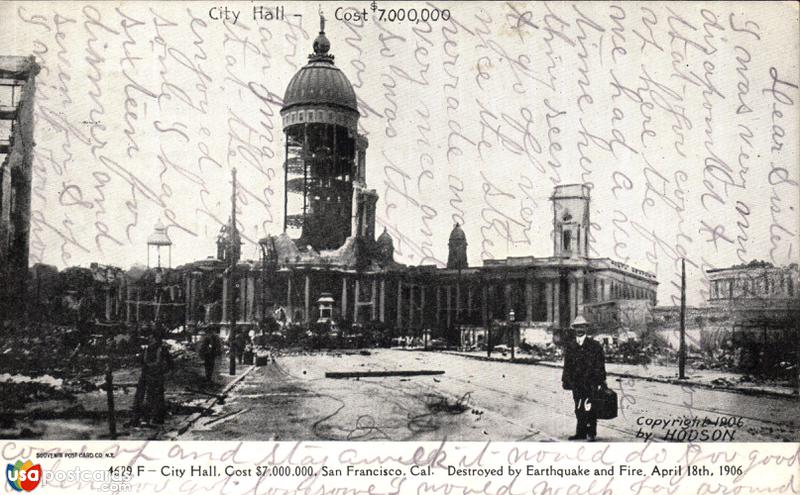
top-left (311, 10), bottom-right (332, 59)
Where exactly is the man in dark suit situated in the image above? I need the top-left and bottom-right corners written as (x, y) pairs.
top-left (562, 315), bottom-right (606, 441)
top-left (199, 326), bottom-right (222, 382)
top-left (131, 325), bottom-right (174, 426)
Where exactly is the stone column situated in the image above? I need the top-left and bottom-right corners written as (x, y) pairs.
top-left (191, 276), bottom-right (198, 323)
top-left (304, 274), bottom-right (310, 324)
top-left (371, 279), bottom-right (378, 321)
top-left (120, 282), bottom-right (127, 319)
top-left (446, 285), bottom-right (452, 328)
top-left (436, 287), bottom-right (441, 326)
top-left (379, 279), bottom-right (386, 323)
top-left (354, 279), bottom-right (361, 323)
top-left (126, 285), bottom-right (133, 323)
top-left (135, 287), bottom-right (141, 322)
top-left (545, 281), bottom-right (553, 323)
top-left (253, 277), bottom-right (261, 322)
top-left (467, 286), bottom-right (473, 324)
top-left (576, 276), bottom-right (584, 318)
top-left (341, 278), bottom-right (348, 321)
top-left (222, 278), bottom-right (229, 323)
top-left (525, 279), bottom-right (533, 322)
top-left (456, 282), bottom-right (462, 326)
top-left (105, 289), bottom-right (112, 321)
top-left (552, 280), bottom-right (560, 328)
top-left (481, 286), bottom-right (488, 327)
top-left (568, 277), bottom-right (577, 325)
top-left (419, 285), bottom-right (425, 327)
top-left (396, 280), bottom-right (403, 329)
top-left (185, 277), bottom-right (192, 324)
top-left (408, 284), bottom-right (415, 329)
top-left (286, 273), bottom-right (293, 322)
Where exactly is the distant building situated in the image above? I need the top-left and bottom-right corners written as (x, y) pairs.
top-left (707, 261), bottom-right (799, 327)
top-left (583, 299), bottom-right (653, 335)
top-left (708, 261), bottom-right (798, 304)
top-left (705, 261), bottom-right (799, 375)
top-left (0, 56), bottom-right (39, 319)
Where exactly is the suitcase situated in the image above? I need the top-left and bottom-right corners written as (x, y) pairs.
top-left (593, 386), bottom-right (618, 420)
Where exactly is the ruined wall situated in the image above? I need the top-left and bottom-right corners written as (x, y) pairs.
top-left (0, 56), bottom-right (38, 319)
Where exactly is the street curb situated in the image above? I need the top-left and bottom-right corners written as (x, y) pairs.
top-left (173, 364), bottom-right (257, 437)
top-left (441, 351), bottom-right (798, 400)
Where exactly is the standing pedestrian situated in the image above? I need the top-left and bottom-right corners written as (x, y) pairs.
top-left (131, 325), bottom-right (173, 426)
top-left (561, 316), bottom-right (606, 441)
top-left (235, 330), bottom-right (247, 365)
top-left (199, 326), bottom-right (221, 382)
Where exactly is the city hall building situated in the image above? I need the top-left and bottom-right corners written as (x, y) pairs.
top-left (174, 19), bottom-right (659, 344)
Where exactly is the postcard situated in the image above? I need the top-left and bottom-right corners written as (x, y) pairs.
top-left (0, 1), bottom-right (797, 493)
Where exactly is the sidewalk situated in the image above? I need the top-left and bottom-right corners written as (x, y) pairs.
top-left (3, 343), bottom-right (254, 440)
top-left (442, 350), bottom-right (798, 399)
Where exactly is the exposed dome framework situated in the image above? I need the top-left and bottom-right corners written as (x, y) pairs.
top-left (279, 13), bottom-right (369, 252)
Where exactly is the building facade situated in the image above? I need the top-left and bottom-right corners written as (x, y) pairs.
top-left (0, 56), bottom-right (39, 319)
top-left (175, 21), bottom-right (658, 345)
top-left (19, 22), bottom-right (656, 343)
top-left (707, 261), bottom-right (799, 330)
top-left (708, 261), bottom-right (798, 305)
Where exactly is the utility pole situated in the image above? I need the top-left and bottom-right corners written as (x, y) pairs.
top-left (679, 257), bottom-right (686, 380)
top-left (229, 168), bottom-right (238, 376)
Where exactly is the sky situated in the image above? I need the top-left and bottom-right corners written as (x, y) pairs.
top-left (1, 1), bottom-right (798, 306)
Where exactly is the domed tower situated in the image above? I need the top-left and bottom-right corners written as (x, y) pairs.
top-left (376, 227), bottom-right (395, 265)
top-left (280, 13), bottom-right (368, 251)
top-left (447, 223), bottom-right (468, 270)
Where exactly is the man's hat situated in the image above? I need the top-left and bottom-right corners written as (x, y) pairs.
top-left (571, 315), bottom-right (589, 328)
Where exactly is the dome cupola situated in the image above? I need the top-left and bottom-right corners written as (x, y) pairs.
top-left (447, 223), bottom-right (468, 270)
top-left (281, 13), bottom-right (359, 131)
top-left (376, 228), bottom-right (395, 265)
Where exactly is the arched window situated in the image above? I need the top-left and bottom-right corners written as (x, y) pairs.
top-left (563, 230), bottom-right (572, 252)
